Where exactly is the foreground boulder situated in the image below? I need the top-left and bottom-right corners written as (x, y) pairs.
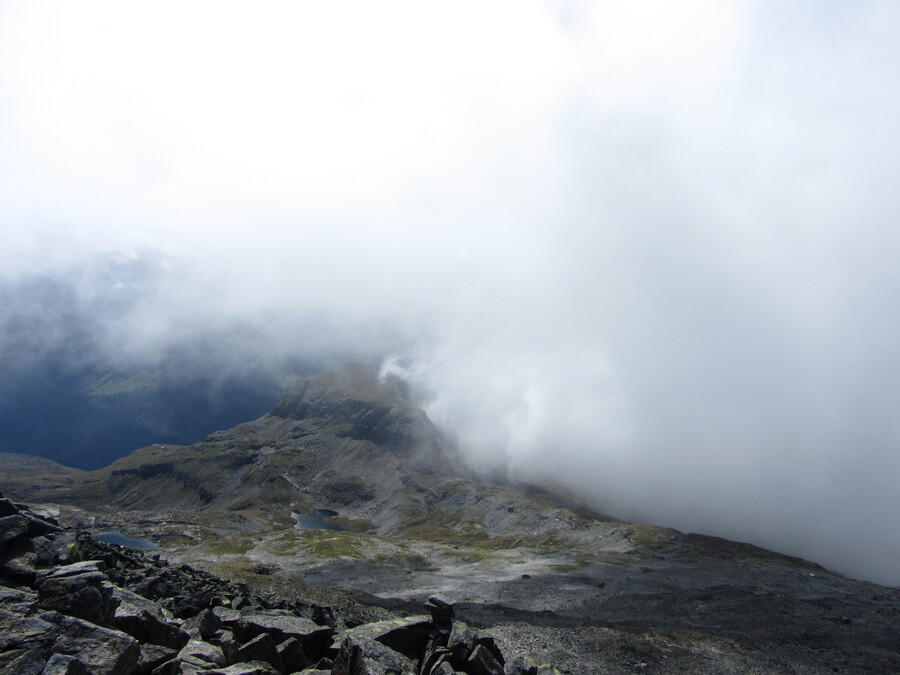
top-left (0, 609), bottom-right (140, 675)
top-left (329, 598), bottom-right (518, 675)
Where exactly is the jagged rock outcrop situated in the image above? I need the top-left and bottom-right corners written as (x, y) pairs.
top-left (0, 494), bottom-right (552, 674)
top-left (271, 364), bottom-right (437, 451)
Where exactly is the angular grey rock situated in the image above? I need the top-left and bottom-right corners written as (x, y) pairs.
top-left (276, 636), bottom-right (307, 673)
top-left (0, 647), bottom-right (47, 675)
top-left (46, 612), bottom-right (141, 675)
top-left (177, 638), bottom-right (227, 669)
top-left (44, 560), bottom-right (105, 577)
top-left (503, 655), bottom-right (537, 675)
top-left (340, 616), bottom-right (431, 662)
top-left (467, 643), bottom-right (504, 675)
top-left (0, 537), bottom-right (38, 581)
top-left (46, 532), bottom-right (80, 566)
top-left (112, 586), bottom-right (189, 649)
top-left (39, 653), bottom-right (89, 674)
top-left (0, 544), bottom-right (38, 583)
top-left (204, 663), bottom-right (280, 675)
top-left (425, 595), bottom-right (455, 632)
top-left (26, 505), bottom-right (59, 523)
top-left (149, 658), bottom-right (181, 675)
top-left (331, 634), bottom-right (417, 675)
top-left (420, 647), bottom-right (452, 675)
top-left (22, 512), bottom-right (62, 537)
top-left (237, 633), bottom-right (283, 673)
top-left (425, 595), bottom-right (455, 612)
top-left (31, 536), bottom-right (60, 568)
top-left (0, 498), bottom-right (19, 517)
top-left (473, 636), bottom-right (504, 669)
top-left (37, 571), bottom-right (117, 625)
top-left (233, 595), bottom-right (256, 611)
top-left (136, 643), bottom-right (179, 675)
top-left (311, 603), bottom-right (339, 629)
top-left (0, 585), bottom-right (37, 615)
top-left (212, 605), bottom-right (243, 623)
top-left (183, 607), bottom-right (222, 639)
top-left (442, 621), bottom-right (504, 674)
top-left (308, 656), bottom-right (334, 671)
top-left (213, 629), bottom-right (241, 664)
top-left (431, 662), bottom-right (458, 675)
top-left (0, 608), bottom-right (56, 654)
top-left (441, 621), bottom-right (476, 672)
top-left (231, 610), bottom-right (334, 653)
top-left (0, 514), bottom-right (29, 543)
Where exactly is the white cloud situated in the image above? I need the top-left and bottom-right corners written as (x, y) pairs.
top-left (2, 1), bottom-right (900, 585)
top-left (0, 1), bottom-right (573, 225)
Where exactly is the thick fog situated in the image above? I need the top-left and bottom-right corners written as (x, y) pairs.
top-left (2, 1), bottom-right (900, 586)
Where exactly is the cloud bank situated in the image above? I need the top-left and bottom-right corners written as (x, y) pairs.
top-left (2, 1), bottom-right (900, 585)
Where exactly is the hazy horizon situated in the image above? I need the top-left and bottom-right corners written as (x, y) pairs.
top-left (2, 1), bottom-right (899, 586)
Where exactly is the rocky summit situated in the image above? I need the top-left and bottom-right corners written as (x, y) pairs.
top-left (1, 364), bottom-right (899, 673)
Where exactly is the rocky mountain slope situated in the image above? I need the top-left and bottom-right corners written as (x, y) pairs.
top-left (1, 364), bottom-right (603, 540)
top-left (2, 364), bottom-right (899, 673)
top-left (0, 494), bottom-right (544, 674)
top-left (0, 340), bottom-right (285, 471)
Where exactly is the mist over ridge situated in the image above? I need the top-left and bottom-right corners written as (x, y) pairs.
top-left (1, 1), bottom-right (900, 586)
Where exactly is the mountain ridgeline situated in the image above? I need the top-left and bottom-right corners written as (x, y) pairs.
top-left (271, 365), bottom-right (440, 451)
top-left (0, 364), bottom-right (574, 535)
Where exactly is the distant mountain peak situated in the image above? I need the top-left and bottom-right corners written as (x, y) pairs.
top-left (270, 363), bottom-right (434, 452)
top-left (276, 362), bottom-right (411, 408)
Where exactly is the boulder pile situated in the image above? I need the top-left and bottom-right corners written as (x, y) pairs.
top-left (0, 494), bottom-right (557, 674)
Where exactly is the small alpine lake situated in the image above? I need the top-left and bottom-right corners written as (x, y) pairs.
top-left (291, 509), bottom-right (345, 532)
top-left (95, 530), bottom-right (158, 550)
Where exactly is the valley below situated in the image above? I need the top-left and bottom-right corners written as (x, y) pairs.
top-left (2, 364), bottom-right (899, 673)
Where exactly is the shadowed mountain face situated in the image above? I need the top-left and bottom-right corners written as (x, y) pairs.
top-left (1, 363), bottom-right (899, 674)
top-left (0, 283), bottom-right (288, 471)
top-left (0, 355), bottom-right (286, 470)
top-left (272, 363), bottom-right (449, 454)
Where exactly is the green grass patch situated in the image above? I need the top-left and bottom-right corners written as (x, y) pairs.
top-left (302, 533), bottom-right (362, 559)
top-left (157, 534), bottom-right (199, 548)
top-left (327, 516), bottom-right (374, 533)
top-left (206, 536), bottom-right (254, 555)
top-left (442, 548), bottom-right (493, 563)
top-left (622, 523), bottom-right (678, 548)
top-left (268, 531), bottom-right (363, 559)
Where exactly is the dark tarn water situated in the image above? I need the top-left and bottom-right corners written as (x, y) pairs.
top-left (95, 531), bottom-right (158, 550)
top-left (291, 509), bottom-right (345, 532)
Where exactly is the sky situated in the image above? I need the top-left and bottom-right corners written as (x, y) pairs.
top-left (2, 0), bottom-right (900, 586)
